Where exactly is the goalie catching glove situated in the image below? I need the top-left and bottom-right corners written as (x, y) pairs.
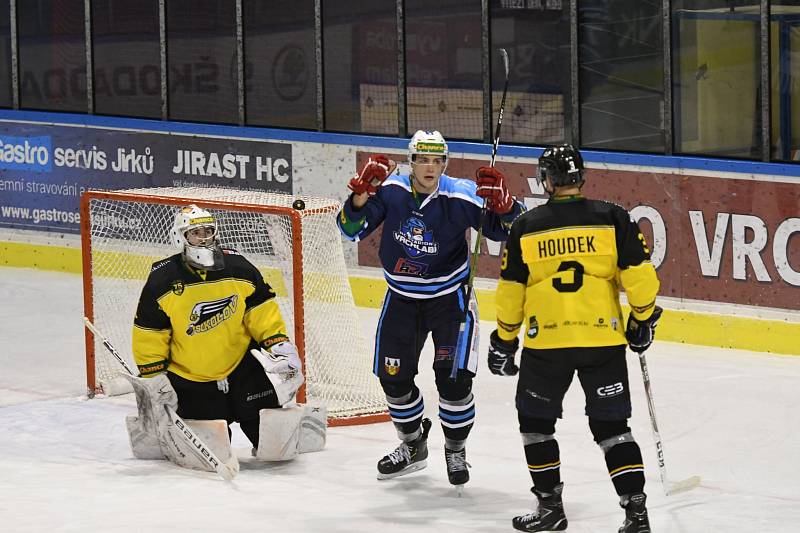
top-left (251, 341), bottom-right (304, 406)
top-left (348, 155), bottom-right (395, 196)
top-left (488, 330), bottom-right (519, 376)
top-left (625, 305), bottom-right (663, 354)
top-left (475, 166), bottom-right (514, 215)
top-left (255, 340), bottom-right (302, 374)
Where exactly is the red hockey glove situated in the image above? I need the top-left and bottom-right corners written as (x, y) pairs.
top-left (348, 155), bottom-right (394, 196)
top-left (475, 166), bottom-right (514, 215)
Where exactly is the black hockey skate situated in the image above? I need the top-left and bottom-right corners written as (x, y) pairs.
top-left (619, 493), bottom-right (651, 533)
top-left (444, 447), bottom-right (470, 486)
top-left (377, 418), bottom-right (432, 480)
top-left (512, 483), bottom-right (568, 532)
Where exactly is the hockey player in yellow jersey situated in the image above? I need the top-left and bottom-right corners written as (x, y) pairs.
top-left (129, 204), bottom-right (315, 470)
top-left (488, 145), bottom-right (662, 533)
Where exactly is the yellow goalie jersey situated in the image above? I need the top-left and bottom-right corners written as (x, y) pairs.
top-left (132, 249), bottom-right (289, 381)
top-left (496, 196), bottom-right (660, 349)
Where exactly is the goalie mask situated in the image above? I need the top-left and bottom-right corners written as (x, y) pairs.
top-left (537, 144), bottom-right (585, 192)
top-left (408, 130), bottom-right (449, 173)
top-left (170, 205), bottom-right (224, 270)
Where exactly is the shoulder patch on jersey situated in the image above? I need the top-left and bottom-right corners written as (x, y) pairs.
top-left (171, 280), bottom-right (185, 295)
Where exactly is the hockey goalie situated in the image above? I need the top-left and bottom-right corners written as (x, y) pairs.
top-left (124, 204), bottom-right (327, 477)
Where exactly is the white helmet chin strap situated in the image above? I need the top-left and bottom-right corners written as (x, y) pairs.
top-left (183, 241), bottom-right (224, 270)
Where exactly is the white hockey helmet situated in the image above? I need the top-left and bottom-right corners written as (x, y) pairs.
top-left (170, 204), bottom-right (224, 270)
top-left (408, 130), bottom-right (448, 170)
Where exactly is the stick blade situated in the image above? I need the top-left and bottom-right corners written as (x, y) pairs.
top-left (499, 48), bottom-right (509, 76)
top-left (666, 475), bottom-right (701, 496)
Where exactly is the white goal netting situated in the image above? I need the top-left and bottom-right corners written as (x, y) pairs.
top-left (82, 187), bottom-right (387, 423)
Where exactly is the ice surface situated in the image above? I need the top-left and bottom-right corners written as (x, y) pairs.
top-left (1, 268), bottom-right (798, 532)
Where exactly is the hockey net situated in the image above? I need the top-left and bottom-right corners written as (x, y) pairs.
top-left (80, 187), bottom-right (388, 426)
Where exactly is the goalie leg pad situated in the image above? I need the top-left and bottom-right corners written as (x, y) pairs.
top-left (123, 373), bottom-right (177, 459)
top-left (298, 404), bottom-right (327, 454)
top-left (123, 374), bottom-right (239, 477)
top-left (125, 414), bottom-right (163, 460)
top-left (161, 418), bottom-right (239, 476)
top-left (255, 406), bottom-right (304, 461)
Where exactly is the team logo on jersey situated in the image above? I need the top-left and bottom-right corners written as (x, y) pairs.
top-left (171, 280), bottom-right (185, 295)
top-left (186, 294), bottom-right (238, 336)
top-left (526, 316), bottom-right (539, 338)
top-left (525, 388), bottom-right (551, 403)
top-left (393, 217), bottom-right (439, 257)
top-left (384, 357), bottom-right (401, 376)
top-left (434, 346), bottom-right (454, 362)
top-left (393, 257), bottom-right (428, 275)
top-left (596, 382), bottom-right (624, 398)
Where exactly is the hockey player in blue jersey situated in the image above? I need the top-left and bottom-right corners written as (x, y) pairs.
top-left (337, 130), bottom-right (525, 488)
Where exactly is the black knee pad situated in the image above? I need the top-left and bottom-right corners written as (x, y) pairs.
top-left (433, 368), bottom-right (472, 400)
top-left (380, 379), bottom-right (414, 399)
top-left (518, 413), bottom-right (556, 435)
top-left (589, 418), bottom-right (631, 443)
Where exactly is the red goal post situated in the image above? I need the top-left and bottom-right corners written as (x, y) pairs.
top-left (80, 187), bottom-right (388, 426)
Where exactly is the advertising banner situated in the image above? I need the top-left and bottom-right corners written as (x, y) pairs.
top-left (0, 123), bottom-right (292, 233)
top-left (355, 151), bottom-right (800, 311)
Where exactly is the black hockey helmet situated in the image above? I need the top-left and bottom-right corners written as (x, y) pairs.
top-left (538, 144), bottom-right (585, 188)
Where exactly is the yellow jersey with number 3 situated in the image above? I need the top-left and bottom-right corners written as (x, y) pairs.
top-left (496, 195), bottom-right (659, 349)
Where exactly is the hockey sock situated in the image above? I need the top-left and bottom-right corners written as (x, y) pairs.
top-left (524, 438), bottom-right (561, 491)
top-left (439, 393), bottom-right (475, 449)
top-left (519, 416), bottom-right (560, 492)
top-left (435, 370), bottom-right (474, 447)
top-left (589, 418), bottom-right (645, 496)
top-left (604, 441), bottom-right (645, 496)
top-left (382, 380), bottom-right (425, 441)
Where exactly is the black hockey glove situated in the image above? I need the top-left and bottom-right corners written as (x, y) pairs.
top-left (488, 330), bottom-right (519, 376)
top-left (625, 306), bottom-right (663, 354)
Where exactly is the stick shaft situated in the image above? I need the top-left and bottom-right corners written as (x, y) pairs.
top-left (83, 317), bottom-right (137, 376)
top-left (637, 351), bottom-right (670, 491)
top-left (451, 49), bottom-right (510, 379)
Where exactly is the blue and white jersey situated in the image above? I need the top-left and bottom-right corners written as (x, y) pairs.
top-left (338, 173), bottom-right (524, 299)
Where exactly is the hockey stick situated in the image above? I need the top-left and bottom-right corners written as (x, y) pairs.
top-left (637, 349), bottom-right (701, 495)
top-left (83, 317), bottom-right (236, 481)
top-left (451, 48), bottom-right (511, 379)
